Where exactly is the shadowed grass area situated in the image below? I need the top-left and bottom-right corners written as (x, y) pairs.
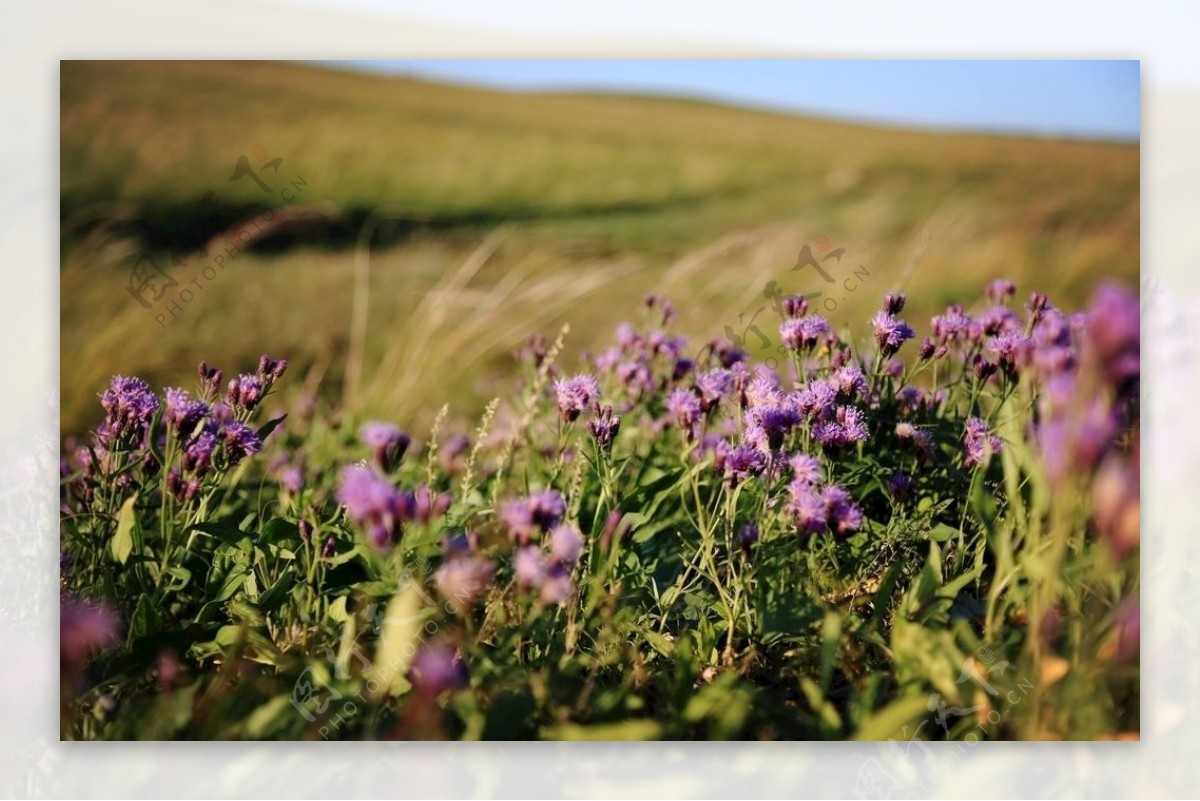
top-left (60, 60), bottom-right (1138, 435)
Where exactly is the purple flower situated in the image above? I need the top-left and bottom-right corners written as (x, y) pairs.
top-left (883, 293), bottom-right (907, 315)
top-left (821, 485), bottom-right (864, 537)
top-left (745, 403), bottom-right (800, 453)
top-left (435, 554), bottom-right (495, 612)
top-left (828, 365), bottom-right (869, 402)
top-left (795, 380), bottom-right (836, 421)
top-left (256, 354), bottom-right (288, 382)
top-left (789, 453), bottom-right (823, 484)
top-left (744, 372), bottom-right (783, 409)
top-left (587, 404), bottom-right (621, 451)
top-left (360, 421), bottom-right (411, 473)
top-left (60, 599), bottom-right (120, 670)
top-left (500, 490), bottom-right (566, 543)
top-left (786, 480), bottom-right (828, 535)
top-left (221, 421), bottom-right (262, 464)
top-left (278, 467), bottom-right (302, 494)
top-left (197, 360), bottom-right (224, 399)
top-left (409, 642), bottom-right (468, 696)
top-left (548, 524), bottom-right (584, 565)
top-left (918, 338), bottom-right (937, 360)
top-left (322, 537), bottom-right (336, 558)
top-left (336, 464), bottom-right (406, 550)
top-left (225, 374), bottom-right (264, 412)
top-left (1084, 282), bottom-right (1140, 388)
top-left (539, 567), bottom-right (576, 605)
top-left (513, 546), bottom-right (548, 588)
top-left (873, 311), bottom-right (914, 357)
top-left (167, 468), bottom-right (201, 503)
top-left (163, 388), bottom-right (208, 437)
top-left (813, 406), bottom-right (869, 449)
top-left (931, 305), bottom-right (982, 345)
top-left (979, 305), bottom-right (1021, 336)
top-left (553, 374), bottom-right (600, 422)
top-left (696, 368), bottom-right (733, 410)
top-left (182, 430), bottom-right (218, 475)
top-left (888, 472), bottom-right (914, 501)
top-left (781, 316), bottom-right (830, 352)
top-left (987, 280), bottom-right (1017, 304)
top-left (963, 417), bottom-right (1002, 468)
top-left (667, 387), bottom-right (702, 435)
top-left (738, 524), bottom-right (760, 554)
top-left (895, 422), bottom-right (935, 461)
top-left (723, 443), bottom-right (766, 486)
top-left (98, 375), bottom-right (159, 447)
top-left (781, 295), bottom-right (809, 318)
top-left (988, 333), bottom-right (1032, 373)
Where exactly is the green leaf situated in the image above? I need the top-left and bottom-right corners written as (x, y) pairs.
top-left (852, 694), bottom-right (931, 741)
top-left (326, 596), bottom-right (349, 623)
top-left (366, 580), bottom-right (430, 698)
top-left (543, 719), bottom-right (663, 740)
top-left (111, 495), bottom-right (138, 564)
top-left (260, 517), bottom-right (298, 544)
top-left (128, 593), bottom-right (159, 644)
top-left (256, 570), bottom-right (297, 612)
top-left (256, 414), bottom-right (288, 443)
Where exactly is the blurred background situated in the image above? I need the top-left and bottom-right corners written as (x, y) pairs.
top-left (59, 59), bottom-right (1139, 437)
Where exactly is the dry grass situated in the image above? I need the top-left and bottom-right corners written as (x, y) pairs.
top-left (60, 60), bottom-right (1139, 435)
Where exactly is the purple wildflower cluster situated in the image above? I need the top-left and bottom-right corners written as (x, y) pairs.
top-left (500, 489), bottom-right (567, 544)
top-left (336, 464), bottom-right (451, 551)
top-left (434, 533), bottom-right (495, 613)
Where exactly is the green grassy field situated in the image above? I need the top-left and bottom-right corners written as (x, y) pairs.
top-left (60, 60), bottom-right (1139, 435)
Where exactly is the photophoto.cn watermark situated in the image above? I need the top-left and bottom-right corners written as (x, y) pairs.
top-left (125, 145), bottom-right (308, 327)
top-left (715, 234), bottom-right (873, 372)
top-left (854, 645), bottom-right (1036, 799)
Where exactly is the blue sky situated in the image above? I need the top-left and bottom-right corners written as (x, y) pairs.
top-left (335, 60), bottom-right (1140, 140)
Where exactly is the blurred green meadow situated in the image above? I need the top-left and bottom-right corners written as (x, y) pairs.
top-left (60, 60), bottom-right (1139, 435)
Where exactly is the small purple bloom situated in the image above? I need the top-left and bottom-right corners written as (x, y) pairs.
top-left (98, 375), bottom-right (159, 447)
top-left (828, 365), bottom-right (868, 402)
top-left (931, 305), bottom-right (982, 345)
top-left (888, 472), bottom-right (914, 500)
top-left (781, 316), bottom-right (830, 352)
top-left (963, 417), bottom-right (1002, 469)
top-left (738, 523), bottom-right (760, 553)
top-left (821, 485), bottom-right (863, 537)
top-left (409, 642), bottom-right (468, 695)
top-left (789, 453), bottom-right (823, 484)
top-left (514, 546), bottom-right (548, 588)
top-left (873, 311), bottom-right (915, 357)
top-left (256, 354), bottom-right (288, 382)
top-left (538, 566), bottom-right (576, 605)
top-left (696, 368), bottom-right (733, 410)
top-left (182, 430), bottom-right (218, 476)
top-left (883, 293), bottom-right (907, 315)
top-left (336, 464), bottom-right (405, 550)
top-left (786, 480), bottom-right (828, 535)
top-left (163, 387), bottom-right (208, 437)
top-left (435, 554), bottom-right (495, 611)
top-left (360, 421), bottom-right (411, 473)
top-left (548, 524), bottom-right (584, 566)
top-left (723, 443), bottom-right (766, 486)
top-left (587, 404), bottom-right (621, 451)
top-left (667, 387), bottom-right (702, 435)
top-left (221, 421), bottom-right (262, 464)
top-left (988, 332), bottom-right (1032, 373)
top-left (745, 403), bottom-right (800, 453)
top-left (554, 374), bottom-right (601, 422)
top-left (987, 279), bottom-right (1017, 304)
top-left (226, 374), bottom-right (264, 412)
top-left (1084, 282), bottom-right (1140, 388)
